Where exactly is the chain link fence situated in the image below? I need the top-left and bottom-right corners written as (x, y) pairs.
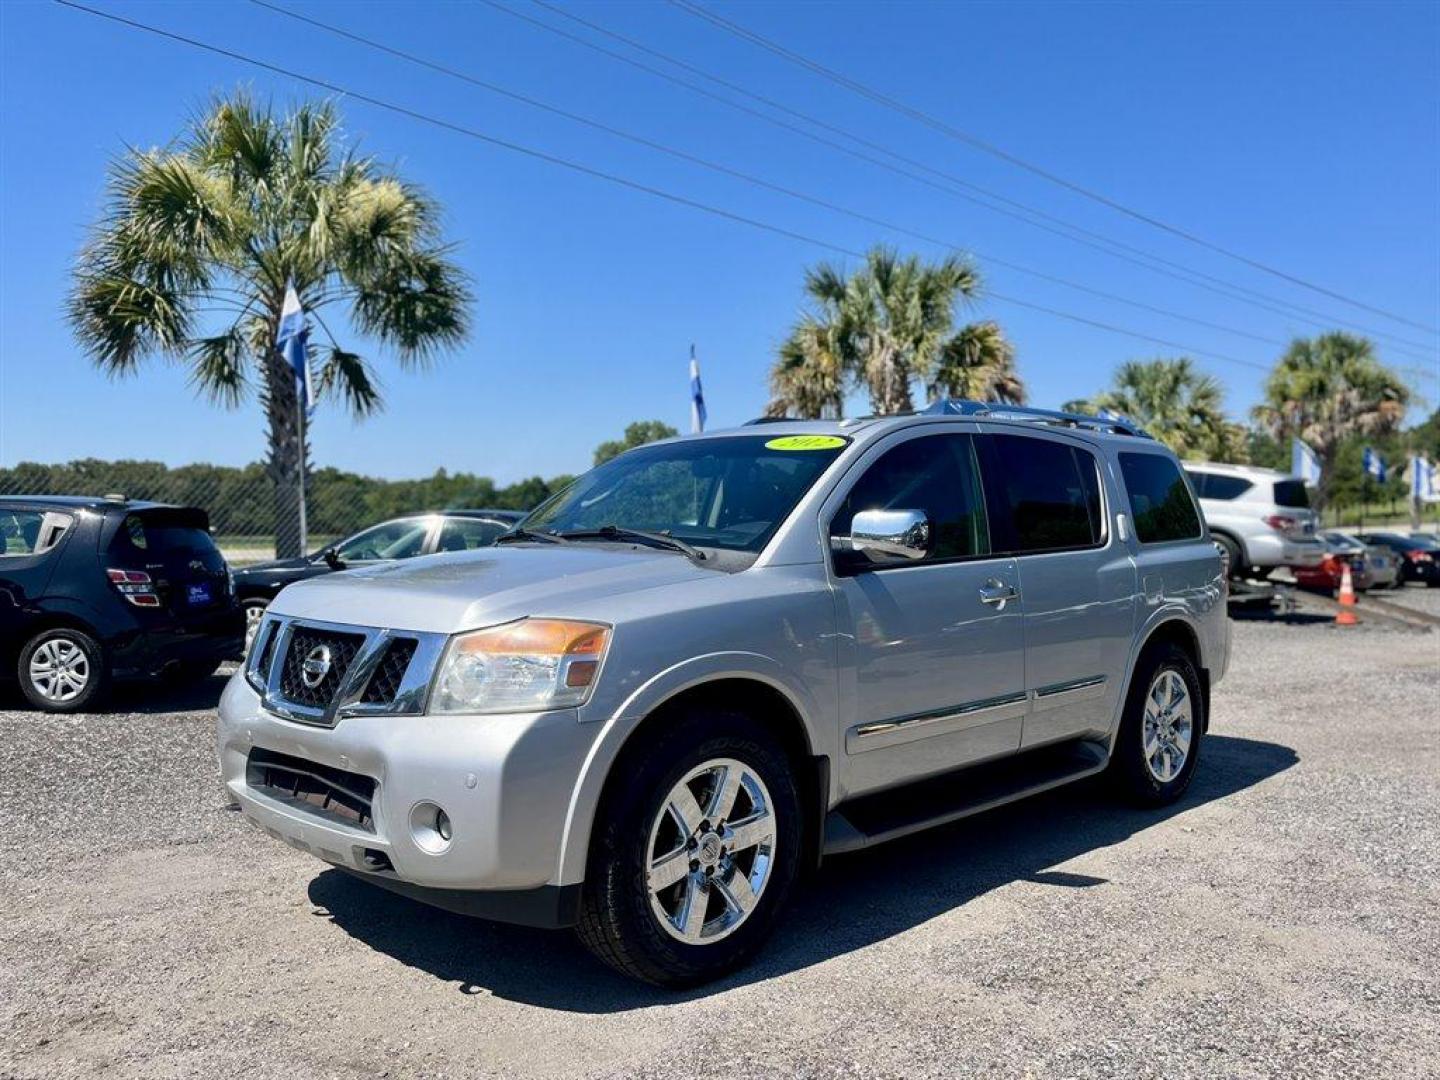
top-left (0, 458), bottom-right (569, 566)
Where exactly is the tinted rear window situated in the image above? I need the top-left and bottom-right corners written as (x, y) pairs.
top-left (989, 435), bottom-right (1104, 553)
top-left (1272, 480), bottom-right (1310, 509)
top-left (1189, 472), bottom-right (1253, 500)
top-left (1120, 453), bottom-right (1203, 544)
top-left (110, 511), bottom-right (222, 564)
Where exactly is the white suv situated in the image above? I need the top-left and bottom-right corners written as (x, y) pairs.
top-left (1183, 463), bottom-right (1323, 578)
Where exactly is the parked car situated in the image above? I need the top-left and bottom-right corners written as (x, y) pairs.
top-left (219, 403), bottom-right (1228, 987)
top-left (1183, 463), bottom-right (1324, 579)
top-left (233, 509), bottom-right (524, 644)
top-left (1, 496), bottom-right (243, 712)
top-left (1353, 532), bottom-right (1440, 586)
top-left (1319, 532), bottom-right (1398, 590)
top-left (1293, 534), bottom-right (1373, 593)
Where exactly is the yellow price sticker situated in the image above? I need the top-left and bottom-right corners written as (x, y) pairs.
top-left (764, 435), bottom-right (847, 451)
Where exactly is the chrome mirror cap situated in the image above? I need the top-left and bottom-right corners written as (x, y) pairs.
top-left (850, 509), bottom-right (929, 564)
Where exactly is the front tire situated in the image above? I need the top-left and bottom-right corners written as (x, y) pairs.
top-left (18, 628), bottom-right (108, 713)
top-left (1108, 643), bottom-right (1204, 806)
top-left (576, 709), bottom-right (802, 987)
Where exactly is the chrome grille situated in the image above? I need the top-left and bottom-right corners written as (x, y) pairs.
top-left (247, 615), bottom-right (447, 725)
top-left (361, 638), bottom-right (417, 704)
top-left (279, 627), bottom-right (365, 709)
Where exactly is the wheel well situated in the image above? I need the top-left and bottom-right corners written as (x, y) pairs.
top-left (596, 677), bottom-right (828, 869)
top-left (3, 613), bottom-right (103, 668)
top-left (1137, 619), bottom-right (1209, 729)
top-left (1208, 528), bottom-right (1245, 562)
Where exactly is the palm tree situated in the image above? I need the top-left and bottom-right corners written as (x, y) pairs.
top-left (1252, 332), bottom-right (1410, 511)
top-left (771, 248), bottom-right (981, 417)
top-left (766, 318), bottom-right (847, 419)
top-left (67, 94), bottom-right (470, 555)
top-left (1067, 358), bottom-right (1243, 461)
top-left (927, 320), bottom-right (1026, 405)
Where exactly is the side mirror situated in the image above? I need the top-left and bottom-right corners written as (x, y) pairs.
top-left (321, 547), bottom-right (345, 569)
top-left (850, 508), bottom-right (930, 564)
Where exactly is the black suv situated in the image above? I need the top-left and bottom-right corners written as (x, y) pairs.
top-left (1, 497), bottom-right (244, 712)
top-left (233, 509), bottom-right (524, 643)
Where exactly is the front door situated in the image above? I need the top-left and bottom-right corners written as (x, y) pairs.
top-left (828, 430), bottom-right (1027, 797)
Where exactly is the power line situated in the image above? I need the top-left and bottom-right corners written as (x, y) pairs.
top-left (39, 0), bottom-right (1337, 380)
top-left (668, 0), bottom-right (1440, 337)
top-left (504, 0), bottom-right (1437, 361)
top-left (248, 0), bottom-right (1291, 351)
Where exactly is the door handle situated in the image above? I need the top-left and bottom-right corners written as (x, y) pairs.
top-left (979, 579), bottom-right (1018, 606)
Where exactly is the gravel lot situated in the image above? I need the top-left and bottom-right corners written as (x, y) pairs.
top-left (2, 611), bottom-right (1437, 1079)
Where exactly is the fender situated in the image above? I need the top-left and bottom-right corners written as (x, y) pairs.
top-left (1104, 604), bottom-right (1210, 754)
top-left (552, 650), bottom-right (828, 886)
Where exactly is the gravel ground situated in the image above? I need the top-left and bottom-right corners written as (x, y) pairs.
top-left (2, 617), bottom-right (1437, 1080)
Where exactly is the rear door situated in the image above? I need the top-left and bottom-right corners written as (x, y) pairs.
top-left (1, 506), bottom-right (77, 652)
top-left (982, 432), bottom-right (1137, 749)
top-left (107, 508), bottom-right (231, 619)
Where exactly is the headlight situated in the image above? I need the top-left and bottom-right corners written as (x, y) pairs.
top-left (429, 618), bottom-right (611, 714)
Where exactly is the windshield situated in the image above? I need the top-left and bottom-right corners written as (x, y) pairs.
top-left (523, 434), bottom-right (848, 552)
top-left (333, 518), bottom-right (432, 561)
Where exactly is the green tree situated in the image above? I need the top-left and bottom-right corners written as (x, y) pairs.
top-left (1251, 332), bottom-right (1410, 511)
top-left (593, 420), bottom-right (680, 466)
top-left (67, 93), bottom-right (471, 555)
top-left (1066, 358), bottom-right (1245, 461)
top-left (770, 247), bottom-right (1000, 417)
top-left (927, 320), bottom-right (1026, 405)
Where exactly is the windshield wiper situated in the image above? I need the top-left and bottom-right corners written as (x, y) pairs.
top-left (557, 525), bottom-right (706, 562)
top-left (494, 527), bottom-right (572, 546)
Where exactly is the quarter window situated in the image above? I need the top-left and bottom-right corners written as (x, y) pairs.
top-left (831, 434), bottom-right (989, 563)
top-left (989, 434), bottom-right (1104, 553)
top-left (1120, 453), bottom-right (1204, 544)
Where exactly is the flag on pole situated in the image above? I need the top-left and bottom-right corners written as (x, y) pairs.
top-left (1362, 446), bottom-right (1387, 483)
top-left (277, 280), bottom-right (313, 415)
top-left (1291, 438), bottom-right (1322, 485)
top-left (689, 345), bottom-right (707, 434)
top-left (1411, 455), bottom-right (1439, 503)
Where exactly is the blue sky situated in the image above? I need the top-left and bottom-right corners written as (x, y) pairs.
top-left (1, 0), bottom-right (1436, 484)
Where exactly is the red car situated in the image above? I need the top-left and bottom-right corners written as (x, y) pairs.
top-left (1292, 541), bottom-right (1372, 593)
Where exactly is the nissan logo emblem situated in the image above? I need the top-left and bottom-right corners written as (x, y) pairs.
top-left (300, 644), bottom-right (333, 689)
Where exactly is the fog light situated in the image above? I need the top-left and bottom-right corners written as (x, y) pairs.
top-left (409, 801), bottom-right (452, 854)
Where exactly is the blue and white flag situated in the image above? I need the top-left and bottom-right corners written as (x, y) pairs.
top-left (1362, 446), bottom-right (1386, 483)
top-left (1291, 438), bottom-right (1322, 485)
top-left (689, 345), bottom-right (707, 434)
top-left (276, 280), bottom-right (313, 415)
top-left (1411, 455), bottom-right (1438, 503)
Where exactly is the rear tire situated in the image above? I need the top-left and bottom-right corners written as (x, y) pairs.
top-left (18, 628), bottom-right (108, 713)
top-left (1212, 534), bottom-right (1241, 579)
top-left (242, 599), bottom-right (269, 652)
top-left (1108, 643), bottom-right (1204, 806)
top-left (576, 709), bottom-right (802, 987)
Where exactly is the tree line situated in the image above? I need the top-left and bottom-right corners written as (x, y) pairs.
top-left (0, 459), bottom-right (571, 538)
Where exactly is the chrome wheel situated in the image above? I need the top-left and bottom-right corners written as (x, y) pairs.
top-left (645, 757), bottom-right (777, 945)
top-left (243, 602), bottom-right (267, 652)
top-left (28, 638), bottom-right (91, 703)
top-left (1142, 669), bottom-right (1193, 783)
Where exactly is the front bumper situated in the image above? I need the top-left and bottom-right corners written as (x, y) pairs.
top-left (216, 675), bottom-right (599, 926)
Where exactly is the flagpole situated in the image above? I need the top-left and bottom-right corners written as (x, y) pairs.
top-left (297, 392), bottom-right (309, 554)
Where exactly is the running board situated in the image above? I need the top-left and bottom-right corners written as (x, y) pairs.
top-left (822, 739), bottom-right (1109, 855)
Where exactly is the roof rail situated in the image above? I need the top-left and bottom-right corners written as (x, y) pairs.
top-left (742, 416), bottom-right (793, 425)
top-left (921, 399), bottom-right (1152, 439)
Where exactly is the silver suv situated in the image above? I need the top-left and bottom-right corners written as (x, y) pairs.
top-left (219, 402), bottom-right (1228, 986)
top-left (1183, 462), bottom-right (1323, 578)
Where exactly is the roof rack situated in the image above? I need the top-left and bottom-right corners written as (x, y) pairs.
top-left (921, 399), bottom-right (1152, 439)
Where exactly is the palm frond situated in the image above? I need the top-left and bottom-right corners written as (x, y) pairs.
top-left (186, 326), bottom-right (249, 407)
top-left (315, 345), bottom-right (383, 418)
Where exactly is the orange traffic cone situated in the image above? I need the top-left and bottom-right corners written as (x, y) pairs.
top-left (1335, 562), bottom-right (1359, 626)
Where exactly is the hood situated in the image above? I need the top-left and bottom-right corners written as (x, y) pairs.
top-left (267, 544), bottom-right (716, 633)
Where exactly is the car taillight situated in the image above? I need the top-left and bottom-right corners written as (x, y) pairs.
top-left (107, 568), bottom-right (161, 607)
top-left (1263, 515), bottom-right (1298, 532)
top-left (1406, 550), bottom-right (1434, 563)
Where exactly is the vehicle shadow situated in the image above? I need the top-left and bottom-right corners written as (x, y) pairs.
top-left (307, 733), bottom-right (1296, 1012)
top-left (0, 663), bottom-right (237, 714)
